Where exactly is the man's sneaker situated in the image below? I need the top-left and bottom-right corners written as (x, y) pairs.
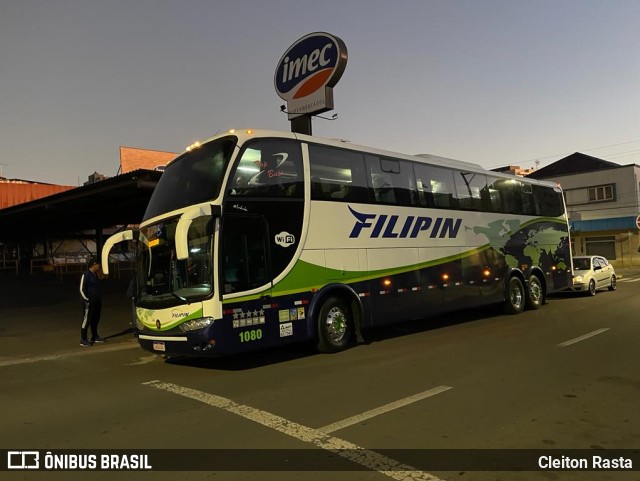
top-left (92, 336), bottom-right (107, 343)
top-left (80, 340), bottom-right (92, 347)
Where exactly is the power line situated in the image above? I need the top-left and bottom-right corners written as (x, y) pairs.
top-left (600, 149), bottom-right (640, 160)
top-left (487, 139), bottom-right (640, 170)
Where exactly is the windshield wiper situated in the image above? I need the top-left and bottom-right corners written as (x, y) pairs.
top-left (170, 291), bottom-right (188, 303)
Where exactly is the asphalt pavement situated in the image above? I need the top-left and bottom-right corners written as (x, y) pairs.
top-left (0, 272), bottom-right (134, 360)
top-left (1, 268), bottom-right (640, 481)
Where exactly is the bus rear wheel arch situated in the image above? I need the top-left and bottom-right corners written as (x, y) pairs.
top-left (315, 295), bottom-right (354, 353)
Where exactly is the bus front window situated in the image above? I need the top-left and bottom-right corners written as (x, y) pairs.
top-left (136, 216), bottom-right (213, 305)
top-left (143, 136), bottom-right (236, 221)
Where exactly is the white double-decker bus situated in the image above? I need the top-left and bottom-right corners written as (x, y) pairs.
top-left (102, 129), bottom-right (572, 357)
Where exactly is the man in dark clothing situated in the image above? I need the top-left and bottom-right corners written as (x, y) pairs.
top-left (80, 258), bottom-right (105, 346)
top-left (126, 276), bottom-right (137, 327)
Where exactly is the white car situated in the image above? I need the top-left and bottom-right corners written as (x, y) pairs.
top-left (570, 255), bottom-right (617, 296)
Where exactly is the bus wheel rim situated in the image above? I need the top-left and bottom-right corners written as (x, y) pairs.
top-left (511, 284), bottom-right (523, 309)
top-left (529, 279), bottom-right (542, 304)
top-left (326, 307), bottom-right (347, 343)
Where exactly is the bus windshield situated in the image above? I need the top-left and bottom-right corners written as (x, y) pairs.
top-left (143, 136), bottom-right (237, 221)
top-left (136, 216), bottom-right (213, 306)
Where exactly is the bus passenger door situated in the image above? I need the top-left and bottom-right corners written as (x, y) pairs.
top-left (221, 216), bottom-right (270, 295)
top-left (221, 215), bottom-right (273, 348)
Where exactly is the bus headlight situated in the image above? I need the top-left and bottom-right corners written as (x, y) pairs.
top-left (179, 317), bottom-right (214, 332)
top-left (573, 276), bottom-right (584, 284)
top-left (135, 318), bottom-right (145, 330)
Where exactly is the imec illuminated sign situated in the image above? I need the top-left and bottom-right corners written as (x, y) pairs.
top-left (275, 32), bottom-right (347, 120)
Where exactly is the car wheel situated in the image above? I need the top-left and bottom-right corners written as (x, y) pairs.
top-left (316, 296), bottom-right (353, 353)
top-left (525, 274), bottom-right (544, 309)
top-left (504, 276), bottom-right (525, 314)
top-left (587, 279), bottom-right (596, 296)
top-left (608, 275), bottom-right (617, 291)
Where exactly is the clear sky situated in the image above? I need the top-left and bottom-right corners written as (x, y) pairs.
top-left (1, 0), bottom-right (638, 185)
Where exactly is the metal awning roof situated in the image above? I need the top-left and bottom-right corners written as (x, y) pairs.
top-left (0, 170), bottom-right (161, 241)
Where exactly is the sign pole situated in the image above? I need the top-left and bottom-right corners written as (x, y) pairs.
top-left (291, 115), bottom-right (312, 136)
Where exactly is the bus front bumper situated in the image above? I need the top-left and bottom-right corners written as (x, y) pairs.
top-left (137, 331), bottom-right (220, 357)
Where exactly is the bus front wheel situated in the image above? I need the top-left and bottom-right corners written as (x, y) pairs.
top-left (504, 276), bottom-right (525, 315)
top-left (316, 296), bottom-right (353, 353)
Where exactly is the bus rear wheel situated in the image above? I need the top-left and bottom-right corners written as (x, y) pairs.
top-left (316, 296), bottom-right (353, 353)
top-left (525, 274), bottom-right (544, 309)
top-left (504, 276), bottom-right (525, 314)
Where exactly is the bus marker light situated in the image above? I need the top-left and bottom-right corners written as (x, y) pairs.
top-left (551, 265), bottom-right (557, 271)
top-left (245, 129), bottom-right (254, 135)
top-left (483, 269), bottom-right (491, 277)
top-left (382, 279), bottom-right (392, 287)
top-left (441, 273), bottom-right (449, 281)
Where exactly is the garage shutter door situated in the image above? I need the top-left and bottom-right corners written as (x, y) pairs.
top-left (585, 236), bottom-right (615, 259)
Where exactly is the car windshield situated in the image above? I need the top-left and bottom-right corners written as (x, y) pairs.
top-left (573, 258), bottom-right (591, 271)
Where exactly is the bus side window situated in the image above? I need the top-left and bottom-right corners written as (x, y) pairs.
top-left (485, 176), bottom-right (504, 213)
top-left (365, 155), bottom-right (417, 206)
top-left (534, 185), bottom-right (564, 217)
top-left (495, 178), bottom-right (523, 214)
top-left (453, 171), bottom-right (486, 211)
top-left (415, 177), bottom-right (435, 207)
top-left (371, 173), bottom-right (396, 203)
top-left (310, 177), bottom-right (327, 200)
top-left (521, 182), bottom-right (538, 215)
top-left (229, 140), bottom-right (304, 198)
top-left (414, 164), bottom-right (456, 209)
top-left (308, 144), bottom-right (368, 203)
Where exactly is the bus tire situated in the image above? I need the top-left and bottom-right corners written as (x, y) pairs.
top-left (525, 274), bottom-right (544, 310)
top-left (504, 276), bottom-right (525, 315)
top-left (316, 296), bottom-right (353, 353)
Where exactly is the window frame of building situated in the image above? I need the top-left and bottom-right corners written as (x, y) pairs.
top-left (587, 184), bottom-right (615, 203)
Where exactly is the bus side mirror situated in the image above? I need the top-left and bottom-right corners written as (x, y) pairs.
top-left (102, 230), bottom-right (134, 275)
top-left (175, 204), bottom-right (215, 260)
